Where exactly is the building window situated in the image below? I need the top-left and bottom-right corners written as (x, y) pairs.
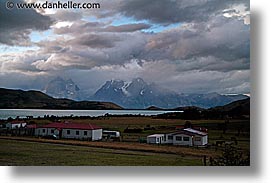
top-left (76, 131), bottom-right (79, 135)
top-left (84, 131), bottom-right (87, 136)
top-left (195, 137), bottom-right (201, 141)
top-left (168, 135), bottom-right (173, 140)
top-left (67, 130), bottom-right (70, 135)
top-left (183, 137), bottom-right (190, 141)
top-left (176, 136), bottom-right (182, 141)
top-left (42, 129), bottom-right (46, 133)
top-left (51, 129), bottom-right (54, 134)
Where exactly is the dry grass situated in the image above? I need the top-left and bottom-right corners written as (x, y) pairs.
top-left (0, 139), bottom-right (203, 166)
top-left (0, 136), bottom-right (219, 158)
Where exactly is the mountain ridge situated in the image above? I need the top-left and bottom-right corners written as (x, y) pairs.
top-left (0, 88), bottom-right (122, 110)
top-left (156, 98), bottom-right (250, 120)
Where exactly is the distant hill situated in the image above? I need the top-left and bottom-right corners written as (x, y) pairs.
top-left (156, 98), bottom-right (250, 120)
top-left (0, 88), bottom-right (123, 110)
top-left (146, 106), bottom-right (164, 110)
top-left (172, 106), bottom-right (206, 111)
top-left (205, 98), bottom-right (250, 118)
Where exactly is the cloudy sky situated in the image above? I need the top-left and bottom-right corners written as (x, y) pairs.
top-left (0, 0), bottom-right (250, 95)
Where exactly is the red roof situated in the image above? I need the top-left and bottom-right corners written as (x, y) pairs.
top-left (41, 122), bottom-right (101, 130)
top-left (175, 125), bottom-right (185, 130)
top-left (168, 129), bottom-right (207, 137)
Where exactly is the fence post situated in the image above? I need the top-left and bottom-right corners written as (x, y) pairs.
top-left (203, 155), bottom-right (207, 166)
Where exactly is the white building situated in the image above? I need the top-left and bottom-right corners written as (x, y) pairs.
top-left (147, 134), bottom-right (166, 144)
top-left (147, 128), bottom-right (208, 147)
top-left (6, 121), bottom-right (27, 130)
top-left (103, 130), bottom-right (120, 138)
top-left (35, 122), bottom-right (102, 141)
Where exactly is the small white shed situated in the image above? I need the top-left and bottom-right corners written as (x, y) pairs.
top-left (147, 134), bottom-right (165, 144)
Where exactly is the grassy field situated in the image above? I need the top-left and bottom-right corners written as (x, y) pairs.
top-left (0, 116), bottom-right (250, 165)
top-left (0, 139), bottom-right (203, 166)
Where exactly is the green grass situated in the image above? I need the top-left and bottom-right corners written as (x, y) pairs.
top-left (0, 139), bottom-right (203, 166)
top-left (2, 117), bottom-right (249, 165)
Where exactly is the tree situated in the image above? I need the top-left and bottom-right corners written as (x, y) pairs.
top-left (184, 121), bottom-right (193, 128)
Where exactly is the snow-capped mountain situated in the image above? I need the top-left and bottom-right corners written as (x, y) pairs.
top-left (43, 77), bottom-right (248, 109)
top-left (43, 77), bottom-right (81, 100)
top-left (91, 78), bottom-right (249, 109)
top-left (92, 78), bottom-right (177, 108)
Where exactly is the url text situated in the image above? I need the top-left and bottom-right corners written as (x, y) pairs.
top-left (6, 1), bottom-right (100, 10)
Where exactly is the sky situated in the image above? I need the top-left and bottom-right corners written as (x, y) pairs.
top-left (0, 0), bottom-right (250, 95)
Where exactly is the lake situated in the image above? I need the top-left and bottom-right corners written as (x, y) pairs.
top-left (0, 109), bottom-right (179, 120)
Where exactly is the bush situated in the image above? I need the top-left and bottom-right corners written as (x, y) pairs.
top-left (210, 145), bottom-right (250, 166)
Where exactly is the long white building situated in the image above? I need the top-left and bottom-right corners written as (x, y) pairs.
top-left (35, 122), bottom-right (102, 141)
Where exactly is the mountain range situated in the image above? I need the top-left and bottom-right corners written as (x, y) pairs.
top-left (90, 78), bottom-right (248, 109)
top-left (43, 77), bottom-right (249, 109)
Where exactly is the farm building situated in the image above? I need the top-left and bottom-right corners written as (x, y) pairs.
top-left (147, 128), bottom-right (208, 147)
top-left (102, 130), bottom-right (120, 138)
top-left (35, 122), bottom-right (102, 141)
top-left (147, 134), bottom-right (166, 144)
top-left (5, 121), bottom-right (27, 130)
top-left (166, 128), bottom-right (208, 146)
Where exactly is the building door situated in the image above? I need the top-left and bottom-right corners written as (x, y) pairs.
top-left (58, 129), bottom-right (62, 139)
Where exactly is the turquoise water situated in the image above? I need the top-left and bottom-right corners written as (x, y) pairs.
top-left (0, 109), bottom-right (178, 119)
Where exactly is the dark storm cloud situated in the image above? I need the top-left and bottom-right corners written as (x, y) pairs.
top-left (0, 0), bottom-right (250, 95)
top-left (142, 16), bottom-right (250, 72)
top-left (1, 51), bottom-right (50, 73)
top-left (51, 11), bottom-right (82, 22)
top-left (119, 0), bottom-right (250, 24)
top-left (70, 34), bottom-right (121, 48)
top-left (29, 31), bottom-right (148, 71)
top-left (102, 23), bottom-right (152, 32)
top-left (36, 37), bottom-right (70, 54)
top-left (0, 0), bottom-right (53, 46)
top-left (12, 16), bottom-right (249, 74)
top-left (54, 22), bottom-right (151, 35)
top-left (136, 60), bottom-right (250, 94)
top-left (53, 21), bottom-right (104, 35)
